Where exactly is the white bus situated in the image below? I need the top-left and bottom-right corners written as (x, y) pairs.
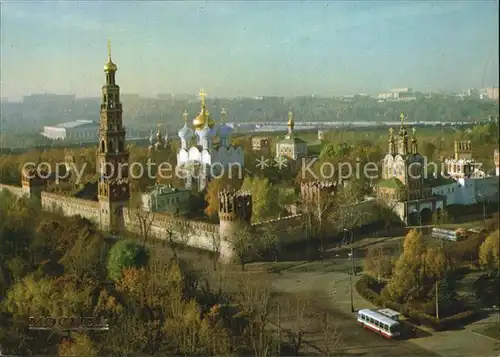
top-left (357, 309), bottom-right (402, 338)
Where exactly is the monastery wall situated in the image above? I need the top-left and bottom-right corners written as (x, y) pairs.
top-left (252, 214), bottom-right (305, 244)
top-left (123, 208), bottom-right (233, 260)
top-left (41, 192), bottom-right (100, 224)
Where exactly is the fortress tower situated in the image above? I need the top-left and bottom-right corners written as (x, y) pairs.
top-left (21, 164), bottom-right (45, 201)
top-left (300, 180), bottom-right (337, 207)
top-left (218, 189), bottom-right (252, 238)
top-left (96, 41), bottom-right (130, 232)
top-left (454, 140), bottom-right (472, 160)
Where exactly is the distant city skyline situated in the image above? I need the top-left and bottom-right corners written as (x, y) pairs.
top-left (1, 1), bottom-right (498, 101)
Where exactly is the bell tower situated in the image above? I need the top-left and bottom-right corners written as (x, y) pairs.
top-left (97, 40), bottom-right (129, 232)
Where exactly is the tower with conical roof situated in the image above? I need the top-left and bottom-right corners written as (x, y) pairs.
top-left (97, 40), bottom-right (129, 232)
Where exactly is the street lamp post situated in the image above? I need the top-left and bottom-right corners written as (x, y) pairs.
top-left (345, 228), bottom-right (355, 313)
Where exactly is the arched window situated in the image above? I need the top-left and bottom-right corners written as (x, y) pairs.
top-left (100, 140), bottom-right (105, 152)
top-left (108, 140), bottom-right (114, 152)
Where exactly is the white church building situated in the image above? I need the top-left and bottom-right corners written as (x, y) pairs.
top-left (177, 91), bottom-right (244, 191)
top-left (430, 141), bottom-right (499, 205)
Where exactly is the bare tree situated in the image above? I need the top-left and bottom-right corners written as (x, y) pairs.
top-left (319, 313), bottom-right (341, 357)
top-left (231, 225), bottom-right (254, 271)
top-left (162, 215), bottom-right (193, 258)
top-left (128, 194), bottom-right (155, 246)
top-left (259, 225), bottom-right (281, 262)
top-left (302, 184), bottom-right (336, 258)
top-left (234, 274), bottom-right (276, 357)
top-left (329, 183), bottom-right (367, 241)
top-left (283, 293), bottom-right (317, 356)
top-left (210, 232), bottom-right (222, 270)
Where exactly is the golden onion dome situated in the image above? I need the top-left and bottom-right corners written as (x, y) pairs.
top-left (104, 40), bottom-right (117, 72)
top-left (104, 59), bottom-right (117, 72)
top-left (193, 107), bottom-right (215, 130)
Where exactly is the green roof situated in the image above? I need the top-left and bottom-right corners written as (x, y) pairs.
top-left (277, 132), bottom-right (307, 144)
top-left (376, 177), bottom-right (405, 189)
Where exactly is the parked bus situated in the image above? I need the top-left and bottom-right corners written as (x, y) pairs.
top-left (357, 309), bottom-right (402, 338)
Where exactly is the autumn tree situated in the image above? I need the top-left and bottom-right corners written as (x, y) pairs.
top-left (204, 174), bottom-right (242, 218)
top-left (387, 230), bottom-right (427, 302)
top-left (479, 230), bottom-right (500, 271)
top-left (241, 176), bottom-right (281, 222)
top-left (364, 244), bottom-right (394, 282)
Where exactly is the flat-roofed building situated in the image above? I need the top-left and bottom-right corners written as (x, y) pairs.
top-left (42, 120), bottom-right (99, 141)
top-left (141, 184), bottom-right (190, 214)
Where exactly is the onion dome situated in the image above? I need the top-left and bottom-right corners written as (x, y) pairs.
top-left (104, 40), bottom-right (118, 72)
top-left (193, 89), bottom-right (215, 130)
top-left (178, 110), bottom-right (194, 140)
top-left (197, 115), bottom-right (215, 140)
top-left (218, 108), bottom-right (232, 138)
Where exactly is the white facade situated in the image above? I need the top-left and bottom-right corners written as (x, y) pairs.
top-left (431, 176), bottom-right (499, 205)
top-left (42, 120), bottom-right (99, 141)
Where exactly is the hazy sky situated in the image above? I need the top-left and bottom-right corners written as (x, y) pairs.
top-left (1, 1), bottom-right (498, 100)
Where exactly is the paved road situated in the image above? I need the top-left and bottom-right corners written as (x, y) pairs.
top-left (271, 264), bottom-right (438, 357)
top-left (266, 258), bottom-right (500, 357)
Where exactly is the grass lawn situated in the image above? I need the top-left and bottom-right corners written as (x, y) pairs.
top-left (474, 323), bottom-right (500, 341)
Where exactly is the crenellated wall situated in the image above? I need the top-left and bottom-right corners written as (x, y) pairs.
top-left (252, 214), bottom-right (305, 244)
top-left (0, 182), bottom-right (312, 261)
top-left (41, 192), bottom-right (100, 224)
top-left (123, 207), bottom-right (234, 260)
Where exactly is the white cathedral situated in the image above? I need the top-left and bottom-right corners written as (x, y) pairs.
top-left (177, 90), bottom-right (245, 191)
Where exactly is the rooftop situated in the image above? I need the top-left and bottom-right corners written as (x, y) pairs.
top-left (145, 184), bottom-right (189, 196)
top-left (278, 133), bottom-right (307, 144)
top-left (55, 120), bottom-right (98, 129)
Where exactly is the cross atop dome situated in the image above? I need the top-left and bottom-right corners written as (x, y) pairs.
top-left (199, 89), bottom-right (207, 108)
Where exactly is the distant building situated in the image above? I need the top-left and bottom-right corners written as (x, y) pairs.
top-left (377, 88), bottom-right (414, 101)
top-left (141, 184), bottom-right (190, 214)
top-left (252, 136), bottom-right (270, 152)
top-left (275, 111), bottom-right (308, 160)
top-left (42, 120), bottom-right (99, 141)
top-left (482, 87), bottom-right (499, 101)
